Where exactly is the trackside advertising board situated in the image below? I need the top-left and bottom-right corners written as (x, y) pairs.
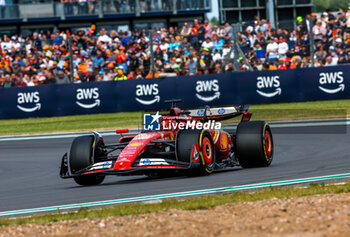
top-left (0, 65), bottom-right (349, 119)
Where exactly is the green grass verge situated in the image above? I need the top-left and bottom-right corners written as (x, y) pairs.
top-left (0, 99), bottom-right (349, 135)
top-left (1, 182), bottom-right (350, 226)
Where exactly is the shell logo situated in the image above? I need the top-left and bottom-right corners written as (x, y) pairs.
top-left (221, 133), bottom-right (228, 150)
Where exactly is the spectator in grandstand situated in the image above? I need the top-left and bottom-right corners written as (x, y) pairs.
top-left (180, 22), bottom-right (192, 41)
top-left (254, 43), bottom-right (266, 62)
top-left (114, 66), bottom-right (127, 80)
top-left (3, 8), bottom-right (350, 88)
top-left (278, 37), bottom-right (289, 60)
top-left (266, 37), bottom-right (279, 63)
top-left (55, 70), bottom-right (70, 84)
top-left (338, 47), bottom-right (350, 64)
top-left (187, 55), bottom-right (197, 75)
top-left (85, 68), bottom-right (96, 81)
top-left (313, 21), bottom-right (327, 43)
top-left (258, 19), bottom-right (269, 36)
top-left (201, 37), bottom-right (213, 49)
top-left (1, 74), bottom-right (14, 88)
top-left (93, 50), bottom-right (105, 70)
top-left (45, 71), bottom-right (57, 84)
top-left (53, 31), bottom-right (64, 46)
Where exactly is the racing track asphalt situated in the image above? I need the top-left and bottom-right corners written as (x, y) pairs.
top-left (0, 121), bottom-right (349, 214)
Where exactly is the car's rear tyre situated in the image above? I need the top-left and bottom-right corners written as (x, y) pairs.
top-left (235, 121), bottom-right (273, 168)
top-left (176, 129), bottom-right (216, 175)
top-left (69, 135), bottom-right (105, 185)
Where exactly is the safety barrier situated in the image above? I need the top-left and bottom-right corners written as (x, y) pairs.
top-left (0, 65), bottom-right (349, 119)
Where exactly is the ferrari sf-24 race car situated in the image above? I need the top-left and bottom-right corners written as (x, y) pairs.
top-left (60, 100), bottom-right (274, 185)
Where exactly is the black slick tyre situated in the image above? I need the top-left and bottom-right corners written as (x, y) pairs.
top-left (73, 174), bottom-right (105, 186)
top-left (235, 121), bottom-right (273, 168)
top-left (69, 135), bottom-right (105, 185)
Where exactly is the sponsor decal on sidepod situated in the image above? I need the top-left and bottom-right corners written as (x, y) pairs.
top-left (218, 108), bottom-right (225, 114)
top-left (90, 161), bottom-right (112, 170)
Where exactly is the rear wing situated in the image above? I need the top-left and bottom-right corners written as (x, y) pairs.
top-left (188, 105), bottom-right (250, 122)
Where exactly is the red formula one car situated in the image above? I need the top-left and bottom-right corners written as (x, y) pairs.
top-left (60, 100), bottom-right (273, 186)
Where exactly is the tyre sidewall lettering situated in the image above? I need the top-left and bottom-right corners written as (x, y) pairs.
top-left (262, 123), bottom-right (272, 164)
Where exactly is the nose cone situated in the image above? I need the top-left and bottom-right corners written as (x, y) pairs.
top-left (113, 133), bottom-right (162, 169)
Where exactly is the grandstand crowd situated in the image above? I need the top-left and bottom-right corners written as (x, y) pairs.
top-left (1, 8), bottom-right (350, 87)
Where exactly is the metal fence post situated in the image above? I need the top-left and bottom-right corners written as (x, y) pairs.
top-left (149, 30), bottom-right (155, 79)
top-left (308, 17), bottom-right (315, 67)
top-left (266, 0), bottom-right (276, 30)
top-left (173, 0), bottom-right (177, 15)
top-left (68, 36), bottom-right (74, 83)
top-left (136, 0), bottom-right (141, 16)
top-left (60, 2), bottom-right (65, 20)
top-left (219, 0), bottom-right (224, 23)
top-left (98, 1), bottom-right (103, 18)
top-left (232, 24), bottom-right (240, 72)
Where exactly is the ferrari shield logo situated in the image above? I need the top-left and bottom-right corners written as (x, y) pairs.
top-left (143, 112), bottom-right (161, 131)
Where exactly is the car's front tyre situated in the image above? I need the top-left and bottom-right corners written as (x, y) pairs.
top-left (73, 174), bottom-right (105, 186)
top-left (69, 135), bottom-right (105, 185)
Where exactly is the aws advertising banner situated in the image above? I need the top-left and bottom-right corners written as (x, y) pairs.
top-left (0, 65), bottom-right (350, 119)
top-left (0, 85), bottom-right (57, 119)
top-left (116, 77), bottom-right (174, 112)
top-left (299, 65), bottom-right (349, 101)
top-left (170, 73), bottom-right (239, 109)
top-left (57, 81), bottom-right (117, 116)
top-left (115, 73), bottom-right (239, 112)
top-left (237, 69), bottom-right (300, 104)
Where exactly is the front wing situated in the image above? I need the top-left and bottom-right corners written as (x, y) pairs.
top-left (60, 155), bottom-right (194, 178)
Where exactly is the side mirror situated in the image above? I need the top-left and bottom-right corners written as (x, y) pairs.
top-left (116, 129), bottom-right (129, 134)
